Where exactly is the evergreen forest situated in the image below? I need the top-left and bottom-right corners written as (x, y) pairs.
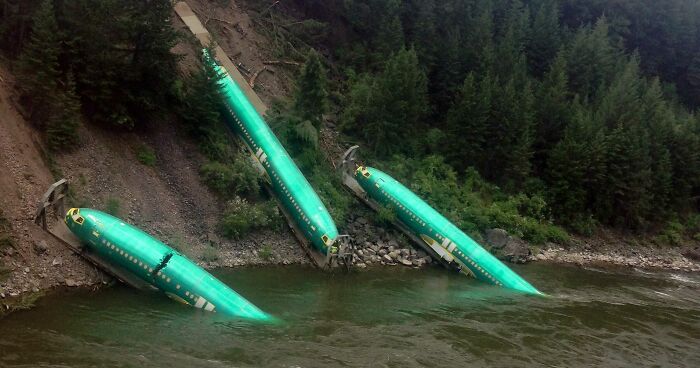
top-left (2, 0), bottom-right (699, 243)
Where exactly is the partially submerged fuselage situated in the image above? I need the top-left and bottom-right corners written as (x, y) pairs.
top-left (354, 166), bottom-right (542, 295)
top-left (65, 208), bottom-right (273, 321)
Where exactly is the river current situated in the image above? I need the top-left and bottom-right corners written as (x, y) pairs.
top-left (1, 264), bottom-right (699, 367)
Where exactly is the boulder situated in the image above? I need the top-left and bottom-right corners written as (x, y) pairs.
top-left (382, 254), bottom-right (393, 263)
top-left (486, 228), bottom-right (510, 249)
top-left (401, 259), bottom-right (413, 266)
top-left (500, 237), bottom-right (531, 264)
top-left (682, 246), bottom-right (700, 262)
top-left (34, 240), bottom-right (49, 254)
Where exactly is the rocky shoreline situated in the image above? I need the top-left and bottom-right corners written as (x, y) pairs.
top-left (3, 219), bottom-right (699, 316)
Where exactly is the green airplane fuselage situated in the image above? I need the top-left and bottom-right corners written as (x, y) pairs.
top-left (65, 208), bottom-right (273, 320)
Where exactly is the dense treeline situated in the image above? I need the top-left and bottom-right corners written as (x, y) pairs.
top-left (3, 0), bottom-right (700, 240)
top-left (0, 0), bottom-right (179, 144)
top-left (279, 0), bottom-right (700, 235)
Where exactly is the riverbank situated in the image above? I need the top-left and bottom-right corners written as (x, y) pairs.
top-left (534, 232), bottom-right (700, 272)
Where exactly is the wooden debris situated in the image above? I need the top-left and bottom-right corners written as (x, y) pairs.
top-left (249, 67), bottom-right (271, 88)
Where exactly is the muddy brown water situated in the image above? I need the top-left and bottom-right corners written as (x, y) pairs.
top-left (0, 264), bottom-right (699, 367)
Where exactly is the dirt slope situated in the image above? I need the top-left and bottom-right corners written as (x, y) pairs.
top-left (0, 0), bottom-right (312, 302)
top-left (0, 65), bottom-right (101, 298)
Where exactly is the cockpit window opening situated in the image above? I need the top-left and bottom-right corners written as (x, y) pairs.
top-left (69, 208), bottom-right (85, 225)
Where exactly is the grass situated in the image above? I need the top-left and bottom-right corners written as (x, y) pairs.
top-left (259, 244), bottom-right (273, 261)
top-left (136, 144), bottom-right (156, 166)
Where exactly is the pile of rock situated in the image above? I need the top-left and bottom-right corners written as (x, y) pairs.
top-left (351, 240), bottom-right (435, 269)
top-left (344, 214), bottom-right (435, 269)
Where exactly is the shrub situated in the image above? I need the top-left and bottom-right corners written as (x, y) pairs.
top-left (380, 154), bottom-right (568, 245)
top-left (375, 203), bottom-right (397, 226)
top-left (259, 244), bottom-right (273, 261)
top-left (200, 157), bottom-right (259, 198)
top-left (656, 221), bottom-right (685, 246)
top-left (219, 198), bottom-right (278, 239)
top-left (136, 144), bottom-right (156, 166)
top-left (569, 214), bottom-right (598, 236)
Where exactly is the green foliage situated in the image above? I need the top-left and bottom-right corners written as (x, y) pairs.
top-left (61, 0), bottom-right (180, 127)
top-left (219, 198), bottom-right (278, 239)
top-left (341, 48), bottom-right (428, 156)
top-left (375, 204), bottom-right (397, 226)
top-left (104, 198), bottom-right (121, 217)
top-left (177, 53), bottom-right (226, 143)
top-left (200, 157), bottom-right (259, 198)
top-left (655, 221), bottom-right (685, 247)
top-left (380, 155), bottom-right (568, 245)
top-left (15, 0), bottom-right (60, 118)
top-left (293, 50), bottom-right (328, 129)
top-left (15, 0), bottom-right (80, 151)
top-left (258, 244), bottom-right (273, 261)
top-left (8, 0), bottom-right (180, 131)
top-left (136, 144), bottom-right (156, 166)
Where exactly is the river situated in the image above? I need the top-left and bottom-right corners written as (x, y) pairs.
top-left (1, 264), bottom-right (699, 367)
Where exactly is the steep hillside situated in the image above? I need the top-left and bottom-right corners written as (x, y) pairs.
top-left (0, 0), bottom-right (311, 305)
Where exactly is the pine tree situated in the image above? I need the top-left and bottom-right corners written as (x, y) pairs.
top-left (293, 49), bottom-right (328, 130)
top-left (546, 102), bottom-right (606, 225)
top-left (641, 78), bottom-right (674, 215)
top-left (16, 0), bottom-right (61, 122)
top-left (443, 72), bottom-right (492, 173)
top-left (533, 50), bottom-right (571, 174)
top-left (596, 55), bottom-right (643, 130)
top-left (46, 71), bottom-right (81, 151)
top-left (342, 48), bottom-right (428, 156)
top-left (464, 5), bottom-right (495, 74)
top-left (486, 76), bottom-right (534, 187)
top-left (567, 16), bottom-right (617, 99)
top-left (527, 0), bottom-right (561, 76)
top-left (410, 0), bottom-right (438, 71)
top-left (373, 1), bottom-right (404, 60)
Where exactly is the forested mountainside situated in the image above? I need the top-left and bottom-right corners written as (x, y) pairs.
top-left (1, 0), bottom-right (699, 248)
top-left (263, 0), bottom-right (700, 237)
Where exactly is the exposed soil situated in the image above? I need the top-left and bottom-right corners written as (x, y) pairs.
top-left (0, 0), bottom-right (309, 307)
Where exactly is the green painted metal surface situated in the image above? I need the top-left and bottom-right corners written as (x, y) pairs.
top-left (203, 50), bottom-right (338, 255)
top-left (354, 166), bottom-right (542, 295)
top-left (64, 208), bottom-right (273, 321)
